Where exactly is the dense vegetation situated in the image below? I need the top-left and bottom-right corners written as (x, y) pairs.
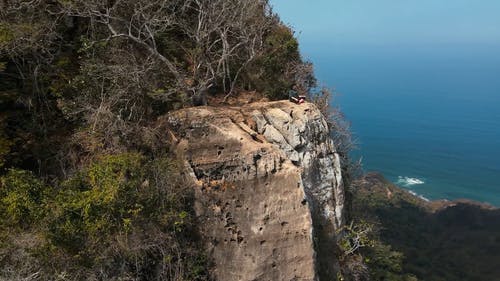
top-left (0, 0), bottom-right (312, 174)
top-left (0, 154), bottom-right (207, 280)
top-left (351, 173), bottom-right (500, 281)
top-left (0, 0), bottom-right (323, 279)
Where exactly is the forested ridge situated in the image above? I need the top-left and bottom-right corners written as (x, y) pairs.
top-left (0, 1), bottom-right (319, 279)
top-left (351, 173), bottom-right (500, 281)
top-left (0, 0), bottom-right (314, 174)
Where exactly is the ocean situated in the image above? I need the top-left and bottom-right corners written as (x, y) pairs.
top-left (311, 45), bottom-right (500, 206)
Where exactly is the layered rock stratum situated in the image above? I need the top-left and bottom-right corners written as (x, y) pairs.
top-left (167, 101), bottom-right (345, 281)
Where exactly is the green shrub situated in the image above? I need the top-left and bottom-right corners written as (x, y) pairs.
top-left (0, 24), bottom-right (14, 46)
top-left (247, 25), bottom-right (302, 99)
top-left (47, 153), bottom-right (145, 250)
top-left (38, 153), bottom-right (207, 280)
top-left (0, 169), bottom-right (48, 227)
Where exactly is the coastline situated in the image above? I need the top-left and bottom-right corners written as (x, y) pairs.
top-left (364, 172), bottom-right (498, 210)
top-left (352, 171), bottom-right (500, 280)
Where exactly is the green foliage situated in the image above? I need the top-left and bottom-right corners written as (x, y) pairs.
top-left (50, 153), bottom-right (205, 279)
top-left (365, 241), bottom-right (403, 273)
top-left (0, 23), bottom-right (14, 45)
top-left (47, 153), bottom-right (194, 249)
top-left (248, 25), bottom-right (302, 99)
top-left (337, 221), bottom-right (374, 257)
top-left (336, 219), bottom-right (418, 281)
top-left (0, 154), bottom-right (208, 280)
top-left (361, 241), bottom-right (419, 281)
top-left (0, 169), bottom-right (48, 227)
top-left (335, 221), bottom-right (372, 280)
top-left (48, 153), bottom-right (144, 250)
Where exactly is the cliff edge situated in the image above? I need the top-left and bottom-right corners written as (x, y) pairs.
top-left (167, 101), bottom-right (345, 281)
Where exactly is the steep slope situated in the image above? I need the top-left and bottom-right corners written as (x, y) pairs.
top-left (167, 101), bottom-right (345, 281)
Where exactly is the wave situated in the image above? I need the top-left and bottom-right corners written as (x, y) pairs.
top-left (397, 176), bottom-right (425, 187)
top-left (396, 176), bottom-right (429, 201)
top-left (408, 190), bottom-right (430, 202)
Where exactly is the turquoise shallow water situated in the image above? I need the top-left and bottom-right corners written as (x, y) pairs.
top-left (313, 46), bottom-right (500, 206)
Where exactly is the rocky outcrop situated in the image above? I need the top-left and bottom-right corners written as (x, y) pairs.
top-left (167, 101), bottom-right (345, 281)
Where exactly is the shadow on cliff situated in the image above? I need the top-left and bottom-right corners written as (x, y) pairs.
top-left (352, 173), bottom-right (500, 281)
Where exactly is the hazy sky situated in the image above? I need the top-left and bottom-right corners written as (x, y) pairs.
top-left (271, 0), bottom-right (500, 49)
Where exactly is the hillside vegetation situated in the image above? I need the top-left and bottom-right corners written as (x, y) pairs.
top-left (352, 173), bottom-right (500, 281)
top-left (0, 0), bottom-right (324, 280)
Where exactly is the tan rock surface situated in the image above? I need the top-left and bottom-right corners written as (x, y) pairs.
top-left (167, 101), bottom-right (345, 281)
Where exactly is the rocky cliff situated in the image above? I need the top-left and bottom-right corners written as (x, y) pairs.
top-left (167, 101), bottom-right (345, 281)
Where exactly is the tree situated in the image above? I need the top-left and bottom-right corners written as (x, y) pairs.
top-left (56, 0), bottom-right (274, 102)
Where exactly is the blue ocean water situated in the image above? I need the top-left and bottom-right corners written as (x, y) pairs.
top-left (313, 46), bottom-right (500, 206)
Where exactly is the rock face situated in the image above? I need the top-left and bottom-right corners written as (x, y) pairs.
top-left (167, 101), bottom-right (345, 281)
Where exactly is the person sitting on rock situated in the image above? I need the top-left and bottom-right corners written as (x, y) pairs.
top-left (289, 92), bottom-right (307, 104)
top-left (297, 95), bottom-right (306, 104)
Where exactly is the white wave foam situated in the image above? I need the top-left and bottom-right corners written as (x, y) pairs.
top-left (408, 190), bottom-right (430, 202)
top-left (396, 176), bottom-right (429, 201)
top-left (397, 176), bottom-right (425, 187)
